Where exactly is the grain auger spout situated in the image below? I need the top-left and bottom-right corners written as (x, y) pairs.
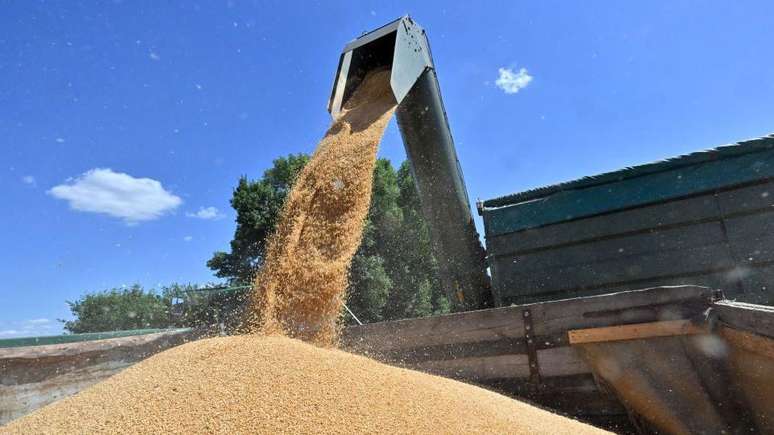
top-left (328, 16), bottom-right (492, 310)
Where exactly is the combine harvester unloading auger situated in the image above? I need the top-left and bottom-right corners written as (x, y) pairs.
top-left (328, 16), bottom-right (492, 311)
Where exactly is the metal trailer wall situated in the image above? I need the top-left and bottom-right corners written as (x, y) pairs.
top-left (481, 135), bottom-right (774, 306)
top-left (0, 329), bottom-right (195, 425)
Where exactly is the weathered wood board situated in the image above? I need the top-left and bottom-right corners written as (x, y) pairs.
top-left (570, 298), bottom-right (774, 434)
top-left (341, 285), bottom-right (717, 431)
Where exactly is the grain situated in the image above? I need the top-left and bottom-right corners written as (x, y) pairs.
top-left (2, 336), bottom-right (608, 434)
top-left (248, 68), bottom-right (397, 346)
top-left (2, 68), bottom-right (610, 435)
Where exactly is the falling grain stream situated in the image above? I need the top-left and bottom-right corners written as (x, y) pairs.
top-left (250, 68), bottom-right (398, 346)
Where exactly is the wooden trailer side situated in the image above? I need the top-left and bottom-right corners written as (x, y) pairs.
top-left (341, 285), bottom-right (717, 431)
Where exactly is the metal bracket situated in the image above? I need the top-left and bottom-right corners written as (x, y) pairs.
top-left (522, 309), bottom-right (541, 384)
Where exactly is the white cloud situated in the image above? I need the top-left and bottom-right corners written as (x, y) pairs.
top-left (186, 206), bottom-right (224, 220)
top-left (21, 175), bottom-right (36, 187)
top-left (495, 67), bottom-right (533, 94)
top-left (48, 168), bottom-right (182, 225)
top-left (0, 330), bottom-right (19, 337)
top-left (183, 235), bottom-right (193, 242)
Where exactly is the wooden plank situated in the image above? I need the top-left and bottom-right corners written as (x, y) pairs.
top-left (719, 326), bottom-right (774, 359)
top-left (478, 374), bottom-right (628, 420)
top-left (486, 193), bottom-right (719, 254)
top-left (340, 305), bottom-right (524, 353)
top-left (578, 335), bottom-right (735, 434)
top-left (495, 242), bottom-right (735, 297)
top-left (717, 180), bottom-right (774, 216)
top-left (343, 286), bottom-right (715, 360)
top-left (714, 299), bottom-right (774, 339)
top-left (412, 354), bottom-right (530, 381)
top-left (484, 373), bottom-right (602, 396)
top-left (567, 320), bottom-right (705, 344)
top-left (492, 221), bottom-right (726, 274)
top-left (537, 346), bottom-right (591, 377)
top-left (721, 329), bottom-right (774, 435)
top-left (530, 285), bottom-right (715, 337)
top-left (363, 337), bottom-right (527, 364)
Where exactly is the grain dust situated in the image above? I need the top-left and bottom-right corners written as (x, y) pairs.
top-left (2, 336), bottom-right (607, 434)
top-left (248, 68), bottom-right (397, 345)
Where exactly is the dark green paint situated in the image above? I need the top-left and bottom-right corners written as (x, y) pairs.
top-left (482, 135), bottom-right (774, 236)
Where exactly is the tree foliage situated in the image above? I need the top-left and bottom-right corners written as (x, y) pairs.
top-left (346, 160), bottom-right (447, 323)
top-left (62, 283), bottom-right (249, 334)
top-left (62, 285), bottom-right (171, 334)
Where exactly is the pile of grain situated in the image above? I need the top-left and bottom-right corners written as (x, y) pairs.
top-left (248, 68), bottom-right (397, 346)
top-left (2, 336), bottom-right (606, 434)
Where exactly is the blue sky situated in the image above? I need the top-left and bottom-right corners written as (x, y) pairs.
top-left (2, 1), bottom-right (772, 338)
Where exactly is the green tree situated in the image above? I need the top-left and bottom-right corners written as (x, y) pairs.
top-left (346, 252), bottom-right (391, 323)
top-left (346, 160), bottom-right (447, 322)
top-left (207, 154), bottom-right (309, 284)
top-left (381, 161), bottom-right (448, 320)
top-left (345, 159), bottom-right (402, 323)
top-left (61, 285), bottom-right (172, 333)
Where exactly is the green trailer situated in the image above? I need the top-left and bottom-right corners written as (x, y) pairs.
top-left (480, 135), bottom-right (774, 306)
